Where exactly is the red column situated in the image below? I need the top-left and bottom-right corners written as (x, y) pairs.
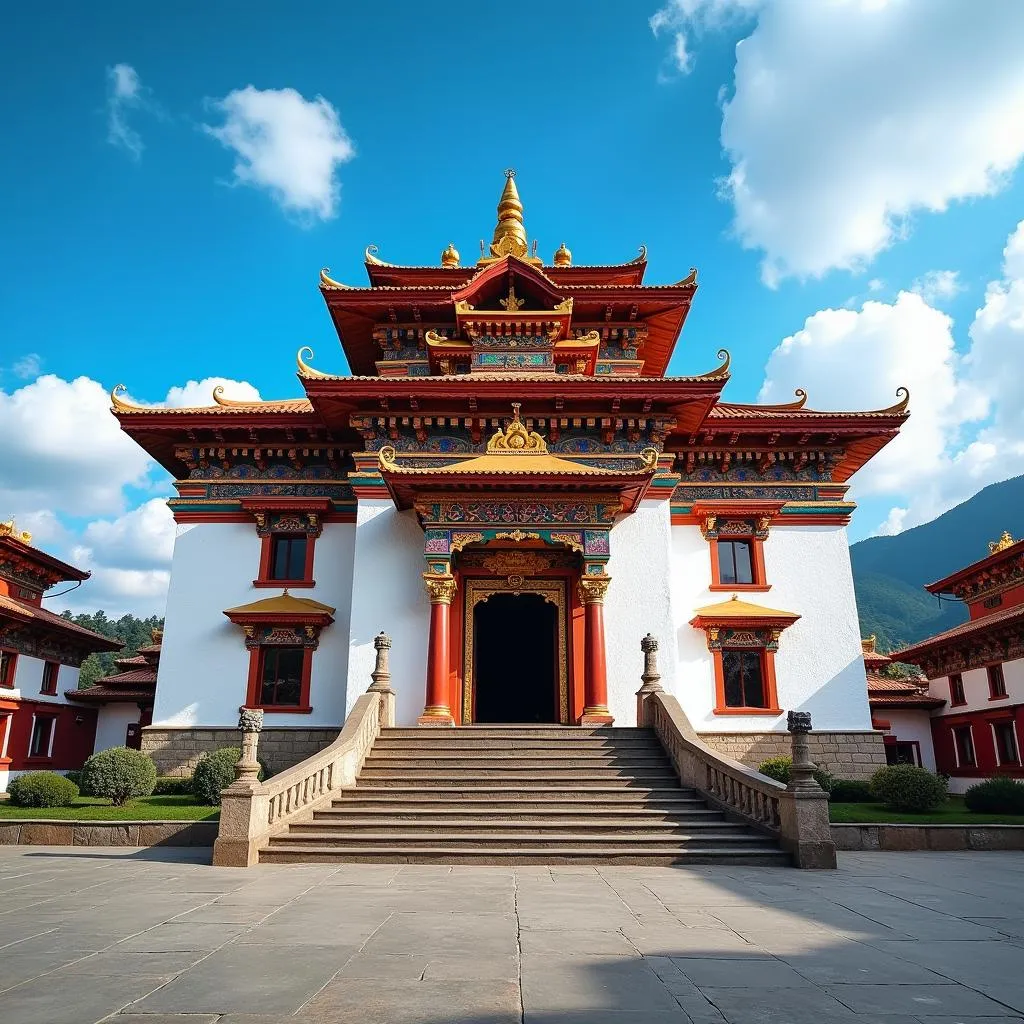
top-left (418, 572), bottom-right (456, 726)
top-left (579, 574), bottom-right (614, 726)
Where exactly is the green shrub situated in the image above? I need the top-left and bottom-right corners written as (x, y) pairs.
top-left (153, 775), bottom-right (194, 796)
top-left (8, 771), bottom-right (79, 808)
top-left (869, 764), bottom-right (947, 812)
top-left (964, 777), bottom-right (1024, 814)
top-left (829, 779), bottom-right (873, 803)
top-left (192, 748), bottom-right (266, 805)
top-left (756, 755), bottom-right (834, 794)
top-left (80, 747), bottom-right (158, 806)
top-left (64, 769), bottom-right (82, 788)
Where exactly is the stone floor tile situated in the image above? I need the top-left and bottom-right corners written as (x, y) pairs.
top-left (622, 925), bottom-right (770, 957)
top-left (825, 982), bottom-right (1014, 1016)
top-left (779, 946), bottom-right (952, 986)
top-left (0, 950), bottom-right (86, 989)
top-left (421, 954), bottom-right (520, 981)
top-left (697, 986), bottom-right (918, 1023)
top-left (519, 928), bottom-right (638, 955)
top-left (521, 957), bottom-right (681, 1012)
top-left (128, 943), bottom-right (353, 1015)
top-left (522, 1012), bottom-right (691, 1023)
top-left (674, 957), bottom-right (813, 988)
top-left (0, 974), bottom-right (166, 1024)
top-left (101, 1016), bottom-right (220, 1023)
top-left (54, 950), bottom-right (206, 976)
top-left (113, 921), bottom-right (248, 952)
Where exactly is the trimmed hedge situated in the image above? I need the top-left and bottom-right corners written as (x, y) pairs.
top-left (757, 756), bottom-right (834, 794)
top-left (8, 771), bottom-right (79, 808)
top-left (829, 779), bottom-right (873, 803)
top-left (80, 747), bottom-right (158, 806)
top-left (192, 748), bottom-right (266, 806)
top-left (869, 764), bottom-right (947, 812)
top-left (153, 775), bottom-right (194, 796)
top-left (964, 777), bottom-right (1024, 814)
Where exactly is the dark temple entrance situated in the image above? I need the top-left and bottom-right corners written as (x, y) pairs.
top-left (473, 592), bottom-right (558, 723)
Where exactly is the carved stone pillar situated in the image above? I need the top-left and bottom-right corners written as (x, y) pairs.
top-left (234, 708), bottom-right (264, 783)
top-left (419, 573), bottom-right (456, 727)
top-left (579, 574), bottom-right (614, 726)
top-left (368, 631), bottom-right (396, 727)
top-left (635, 633), bottom-right (664, 727)
top-left (780, 709), bottom-right (837, 868)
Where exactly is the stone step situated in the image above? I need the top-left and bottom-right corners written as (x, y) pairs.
top-left (361, 755), bottom-right (672, 769)
top-left (296, 818), bottom-right (741, 834)
top-left (358, 767), bottom-right (677, 780)
top-left (381, 726), bottom-right (648, 739)
top-left (258, 846), bottom-right (790, 866)
top-left (353, 777), bottom-right (686, 791)
top-left (320, 805), bottom-right (718, 820)
top-left (336, 790), bottom-right (703, 806)
top-left (374, 736), bottom-right (663, 750)
top-left (267, 831), bottom-right (772, 851)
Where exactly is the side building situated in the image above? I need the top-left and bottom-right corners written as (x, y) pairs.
top-left (897, 532), bottom-right (1024, 793)
top-left (0, 521), bottom-right (122, 792)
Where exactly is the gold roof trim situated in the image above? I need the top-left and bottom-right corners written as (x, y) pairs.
top-left (692, 594), bottom-right (800, 622)
top-left (554, 331), bottom-right (601, 350)
top-left (110, 383), bottom-right (148, 412)
top-left (364, 245), bottom-right (392, 267)
top-left (296, 346), bottom-right (335, 379)
top-left (319, 267), bottom-right (349, 289)
top-left (677, 267), bottom-right (698, 287)
top-left (878, 387), bottom-right (910, 415)
top-left (989, 530), bottom-right (1016, 554)
top-left (425, 331), bottom-right (472, 349)
top-left (0, 520), bottom-right (32, 543)
top-left (697, 349), bottom-right (731, 378)
top-left (224, 591), bottom-right (336, 617)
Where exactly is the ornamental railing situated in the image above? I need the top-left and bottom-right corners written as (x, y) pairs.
top-left (636, 634), bottom-right (836, 868)
top-left (212, 632), bottom-right (395, 867)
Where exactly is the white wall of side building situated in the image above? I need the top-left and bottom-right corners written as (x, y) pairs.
top-left (669, 522), bottom-right (872, 734)
top-left (883, 710), bottom-right (937, 771)
top-left (605, 500), bottom-right (679, 726)
top-left (8, 654), bottom-right (79, 705)
top-left (154, 520), bottom-right (355, 728)
top-left (929, 657), bottom-right (1024, 718)
top-left (94, 704), bottom-right (140, 752)
top-left (345, 499), bottom-right (430, 727)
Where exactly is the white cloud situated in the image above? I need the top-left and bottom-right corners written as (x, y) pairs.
top-left (106, 63), bottom-right (146, 159)
top-left (650, 0), bottom-right (762, 74)
top-left (758, 218), bottom-right (1024, 533)
top-left (11, 354), bottom-right (41, 379)
top-left (79, 499), bottom-right (175, 572)
top-left (911, 269), bottom-right (963, 305)
top-left (695, 0), bottom-right (1024, 285)
top-left (203, 86), bottom-right (355, 221)
top-left (867, 279), bottom-right (884, 293)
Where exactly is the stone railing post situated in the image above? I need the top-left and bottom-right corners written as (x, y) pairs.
top-left (368, 631), bottom-right (395, 727)
top-left (778, 711), bottom-right (837, 868)
top-left (234, 708), bottom-right (264, 783)
top-left (635, 633), bottom-right (664, 726)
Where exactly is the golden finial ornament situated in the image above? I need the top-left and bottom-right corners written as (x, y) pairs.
top-left (486, 403), bottom-right (548, 453)
top-left (697, 349), bottom-right (731, 378)
top-left (441, 242), bottom-right (460, 268)
top-left (319, 267), bottom-right (347, 289)
top-left (110, 383), bottom-right (146, 412)
top-left (485, 169), bottom-right (529, 260)
top-left (0, 520), bottom-right (32, 543)
top-left (553, 242), bottom-right (572, 267)
top-left (296, 346), bottom-right (333, 379)
top-left (499, 284), bottom-right (526, 312)
top-left (989, 530), bottom-right (1016, 554)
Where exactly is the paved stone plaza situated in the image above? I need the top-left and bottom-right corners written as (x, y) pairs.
top-left (1, 849), bottom-right (1023, 1023)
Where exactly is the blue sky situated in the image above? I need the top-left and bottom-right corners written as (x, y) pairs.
top-left (3, 0), bottom-right (1024, 616)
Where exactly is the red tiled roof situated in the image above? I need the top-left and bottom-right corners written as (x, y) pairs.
top-left (0, 595), bottom-right (122, 651)
top-left (96, 668), bottom-right (156, 685)
top-left (896, 603), bottom-right (1024, 660)
top-left (67, 685), bottom-right (155, 703)
top-left (870, 694), bottom-right (946, 709)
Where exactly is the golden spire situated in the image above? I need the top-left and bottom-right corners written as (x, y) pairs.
top-left (492, 170), bottom-right (526, 252)
top-left (989, 530), bottom-right (1016, 554)
top-left (441, 242), bottom-right (460, 267)
top-left (553, 242), bottom-right (572, 267)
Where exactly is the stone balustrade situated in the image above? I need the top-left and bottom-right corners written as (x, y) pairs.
top-left (637, 635), bottom-right (836, 868)
top-left (212, 632), bottom-right (395, 867)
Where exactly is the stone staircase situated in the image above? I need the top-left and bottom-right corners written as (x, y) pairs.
top-left (260, 726), bottom-right (787, 865)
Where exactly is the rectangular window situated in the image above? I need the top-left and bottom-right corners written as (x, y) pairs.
top-left (269, 535), bottom-right (308, 582)
top-left (258, 646), bottom-right (304, 707)
top-left (29, 716), bottom-right (54, 759)
top-left (885, 741), bottom-right (920, 767)
top-left (40, 661), bottom-right (59, 695)
top-left (993, 722), bottom-right (1020, 766)
top-left (718, 539), bottom-right (755, 586)
top-left (722, 649), bottom-right (767, 709)
top-left (949, 673), bottom-right (966, 705)
top-left (0, 649), bottom-right (16, 688)
top-left (953, 725), bottom-right (976, 768)
top-left (987, 663), bottom-right (1007, 699)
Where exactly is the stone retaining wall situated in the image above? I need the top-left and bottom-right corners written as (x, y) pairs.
top-left (0, 820), bottom-right (218, 847)
top-left (832, 823), bottom-right (1024, 851)
top-left (699, 730), bottom-right (887, 780)
top-left (141, 727), bottom-right (339, 776)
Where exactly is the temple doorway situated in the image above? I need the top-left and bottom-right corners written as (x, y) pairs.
top-left (473, 592), bottom-right (558, 723)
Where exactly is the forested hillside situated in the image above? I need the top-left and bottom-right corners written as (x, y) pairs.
top-left (59, 611), bottom-right (164, 687)
top-left (851, 475), bottom-right (1024, 650)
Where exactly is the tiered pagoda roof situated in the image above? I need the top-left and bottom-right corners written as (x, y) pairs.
top-left (69, 628), bottom-right (162, 704)
top-left (862, 636), bottom-right (942, 711)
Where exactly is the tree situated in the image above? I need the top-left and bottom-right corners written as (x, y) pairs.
top-left (60, 611), bottom-right (164, 687)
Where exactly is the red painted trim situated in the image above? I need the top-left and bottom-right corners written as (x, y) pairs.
top-left (39, 661), bottom-right (59, 696)
top-left (244, 645), bottom-right (314, 713)
top-left (711, 648), bottom-right (781, 715)
top-left (0, 648), bottom-right (17, 688)
top-left (254, 533), bottom-right (317, 587)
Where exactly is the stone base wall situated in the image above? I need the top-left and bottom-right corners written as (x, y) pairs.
top-left (141, 727), bottom-right (339, 777)
top-left (698, 731), bottom-right (887, 780)
top-left (832, 823), bottom-right (1024, 851)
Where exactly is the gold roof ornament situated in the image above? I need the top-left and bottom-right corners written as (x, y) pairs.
top-left (0, 520), bottom-right (32, 544)
top-left (296, 346), bottom-right (334, 379)
top-left (319, 267), bottom-right (348, 289)
top-left (110, 383), bottom-right (147, 412)
top-left (440, 242), bottom-right (460, 268)
top-left (499, 284), bottom-right (526, 312)
top-left (487, 403), bottom-right (547, 453)
top-left (478, 170), bottom-right (543, 266)
top-left (989, 530), bottom-right (1016, 554)
top-left (553, 242), bottom-right (572, 267)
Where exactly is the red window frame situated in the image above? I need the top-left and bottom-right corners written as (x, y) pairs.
top-left (709, 536), bottom-right (770, 592)
top-left (986, 663), bottom-right (1008, 700)
top-left (992, 721), bottom-right (1020, 766)
top-left (712, 648), bottom-right (781, 716)
top-left (40, 661), bottom-right (59, 696)
top-left (254, 533), bottom-right (316, 588)
top-left (27, 714), bottom-right (56, 761)
top-left (953, 724), bottom-right (976, 768)
top-left (244, 644), bottom-right (313, 714)
top-left (949, 673), bottom-right (966, 706)
top-left (0, 648), bottom-right (17, 688)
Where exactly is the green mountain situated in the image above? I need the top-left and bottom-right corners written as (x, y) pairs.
top-left (850, 475), bottom-right (1024, 651)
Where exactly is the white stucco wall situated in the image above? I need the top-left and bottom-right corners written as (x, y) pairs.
top-left (154, 521), bottom-right (355, 728)
top-left (8, 655), bottom-right (79, 705)
top-left (94, 703), bottom-right (141, 752)
top-left (604, 500), bottom-right (679, 726)
top-left (931, 657), bottom-right (1024, 716)
top-left (883, 709), bottom-right (937, 771)
top-left (345, 499), bottom-right (430, 727)
top-left (669, 522), bottom-right (871, 733)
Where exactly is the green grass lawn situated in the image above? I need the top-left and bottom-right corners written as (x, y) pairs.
top-left (829, 795), bottom-right (1024, 826)
top-left (0, 795), bottom-right (218, 821)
